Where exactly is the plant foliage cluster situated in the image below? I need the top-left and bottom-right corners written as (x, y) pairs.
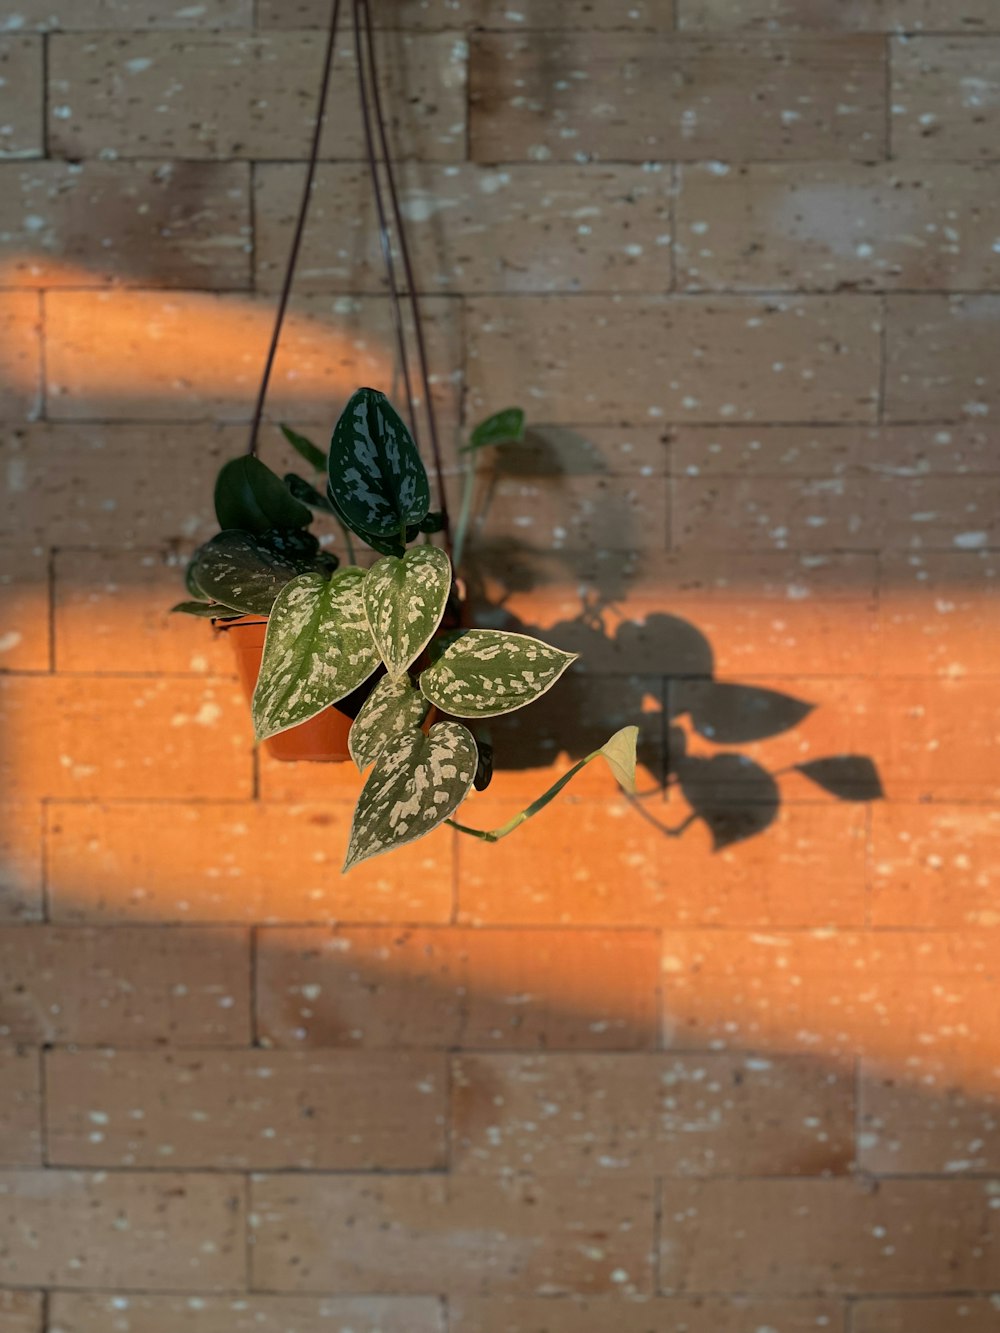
top-left (175, 388), bottom-right (636, 870)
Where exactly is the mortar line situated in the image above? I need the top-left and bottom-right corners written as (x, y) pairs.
top-left (884, 33), bottom-right (894, 162)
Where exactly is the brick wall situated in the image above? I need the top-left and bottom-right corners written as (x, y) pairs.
top-left (1, 1), bottom-right (1000, 1329)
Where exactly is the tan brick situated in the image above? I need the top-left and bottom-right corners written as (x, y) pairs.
top-left (12, 0), bottom-right (252, 27)
top-left (49, 1293), bottom-right (445, 1333)
top-left (670, 423), bottom-right (1000, 478)
top-left (470, 34), bottom-right (885, 163)
top-left (468, 474), bottom-right (668, 552)
top-left (661, 930), bottom-right (1000, 1087)
top-left (853, 1298), bottom-right (1000, 1332)
top-left (0, 1170), bottom-right (245, 1290)
top-left (250, 1173), bottom-right (655, 1296)
top-left (672, 473), bottom-right (1000, 552)
top-left (256, 926), bottom-right (660, 1050)
top-left (457, 798), bottom-right (867, 928)
top-left (0, 542), bottom-right (48, 671)
top-left (53, 549), bottom-right (235, 676)
top-left (0, 925), bottom-right (251, 1045)
top-left (858, 1065), bottom-right (1000, 1173)
top-left (467, 296), bottom-right (881, 425)
top-left (0, 291), bottom-right (42, 418)
top-left (0, 1290), bottom-right (42, 1333)
top-left (671, 675), bottom-right (1000, 801)
top-left (452, 1052), bottom-right (853, 1176)
top-left (0, 38), bottom-right (43, 160)
top-left (0, 1048), bottom-right (41, 1167)
top-left (259, 0), bottom-right (674, 28)
top-left (49, 32), bottom-right (465, 161)
top-left (676, 161), bottom-right (1000, 292)
top-left (448, 1296), bottom-right (844, 1333)
top-left (44, 290), bottom-right (461, 425)
top-left (479, 547), bottom-right (879, 678)
top-left (0, 804), bottom-right (43, 921)
top-left (892, 37), bottom-right (1000, 161)
top-left (679, 0), bottom-right (999, 30)
top-left (0, 161), bottom-right (251, 289)
top-left (255, 162), bottom-right (672, 296)
top-left (660, 1177), bottom-right (1000, 1294)
top-left (46, 800), bottom-right (454, 924)
top-left (871, 804), bottom-right (1000, 928)
top-left (476, 423), bottom-right (670, 477)
top-left (0, 423), bottom-right (245, 547)
top-left (46, 1048), bottom-right (447, 1169)
top-left (0, 675), bottom-right (253, 801)
top-left (878, 552), bottom-right (1000, 677)
top-left (886, 294), bottom-right (1000, 422)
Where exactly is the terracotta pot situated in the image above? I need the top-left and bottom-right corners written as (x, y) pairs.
top-left (216, 578), bottom-right (469, 764)
top-left (216, 617), bottom-right (357, 763)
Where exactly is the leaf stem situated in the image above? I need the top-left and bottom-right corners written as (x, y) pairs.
top-left (452, 451), bottom-right (477, 570)
top-left (446, 748), bottom-right (602, 843)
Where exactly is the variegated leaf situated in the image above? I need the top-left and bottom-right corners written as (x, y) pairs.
top-left (328, 387), bottom-right (429, 540)
top-left (363, 545), bottom-right (451, 678)
top-left (418, 629), bottom-right (577, 719)
top-left (252, 569), bottom-right (380, 741)
top-left (348, 674), bottom-right (430, 772)
top-left (343, 722), bottom-right (477, 871)
top-left (188, 530), bottom-right (303, 616)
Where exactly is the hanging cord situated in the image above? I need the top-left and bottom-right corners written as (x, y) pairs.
top-left (356, 0), bottom-right (452, 550)
top-left (247, 0), bottom-right (344, 457)
top-left (352, 0), bottom-right (420, 443)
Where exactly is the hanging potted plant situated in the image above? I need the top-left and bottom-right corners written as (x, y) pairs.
top-left (172, 0), bottom-right (638, 869)
top-left (174, 385), bottom-right (637, 870)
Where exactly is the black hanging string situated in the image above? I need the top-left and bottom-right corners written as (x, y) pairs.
top-left (353, 0), bottom-right (420, 442)
top-left (245, 0), bottom-right (453, 549)
top-left (246, 0), bottom-right (343, 459)
top-left (356, 0), bottom-right (452, 549)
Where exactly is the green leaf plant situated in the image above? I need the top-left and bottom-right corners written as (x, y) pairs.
top-left (173, 387), bottom-right (638, 872)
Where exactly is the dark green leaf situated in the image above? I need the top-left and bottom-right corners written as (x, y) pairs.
top-left (280, 423), bottom-right (327, 472)
top-left (328, 387), bottom-right (429, 539)
top-left (464, 407), bottom-right (526, 453)
top-left (170, 600), bottom-right (244, 620)
top-left (473, 739), bottom-right (493, 791)
top-left (252, 568), bottom-right (381, 741)
top-left (343, 723), bottom-right (478, 871)
top-left (285, 472), bottom-right (337, 515)
top-left (188, 530), bottom-right (304, 616)
top-left (419, 510), bottom-right (446, 534)
top-left (214, 455), bottom-right (313, 534)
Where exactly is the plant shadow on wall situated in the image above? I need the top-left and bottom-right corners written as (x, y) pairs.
top-left (463, 424), bottom-right (884, 852)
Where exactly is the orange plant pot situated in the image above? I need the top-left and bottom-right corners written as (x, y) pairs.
top-left (217, 617), bottom-right (355, 763)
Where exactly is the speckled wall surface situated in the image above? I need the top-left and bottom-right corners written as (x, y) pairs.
top-left (0, 2), bottom-right (999, 1330)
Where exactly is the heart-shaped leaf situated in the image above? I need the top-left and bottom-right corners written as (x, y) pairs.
top-left (214, 455), bottom-right (312, 534)
top-left (280, 424), bottom-right (327, 472)
top-left (348, 674), bottom-right (430, 772)
top-left (419, 629), bottom-right (576, 719)
top-left (363, 546), bottom-right (452, 678)
top-left (464, 406), bottom-right (526, 452)
top-left (600, 725), bottom-right (639, 794)
top-left (328, 387), bottom-right (429, 540)
top-left (252, 569), bottom-right (380, 741)
top-left (343, 722), bottom-right (478, 871)
top-left (188, 530), bottom-right (305, 616)
top-left (285, 472), bottom-right (337, 515)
